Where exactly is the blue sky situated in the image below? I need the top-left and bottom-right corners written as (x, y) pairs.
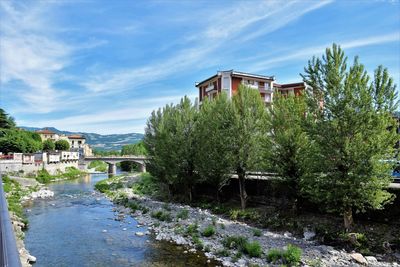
top-left (1, 0), bottom-right (399, 134)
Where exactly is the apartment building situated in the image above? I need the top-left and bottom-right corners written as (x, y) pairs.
top-left (195, 70), bottom-right (306, 105)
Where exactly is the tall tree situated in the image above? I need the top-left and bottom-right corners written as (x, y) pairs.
top-left (0, 108), bottom-right (16, 129)
top-left (266, 93), bottom-right (308, 210)
top-left (232, 85), bottom-right (268, 209)
top-left (300, 44), bottom-right (398, 229)
top-left (194, 93), bottom-right (235, 202)
top-left (144, 96), bottom-right (200, 201)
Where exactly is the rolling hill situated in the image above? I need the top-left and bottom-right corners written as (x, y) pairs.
top-left (21, 127), bottom-right (144, 151)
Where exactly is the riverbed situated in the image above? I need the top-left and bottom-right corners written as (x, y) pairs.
top-left (23, 173), bottom-right (215, 267)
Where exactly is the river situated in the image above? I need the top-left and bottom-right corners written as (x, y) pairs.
top-left (24, 172), bottom-right (215, 267)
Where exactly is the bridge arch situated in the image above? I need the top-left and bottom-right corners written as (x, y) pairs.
top-left (84, 156), bottom-right (147, 175)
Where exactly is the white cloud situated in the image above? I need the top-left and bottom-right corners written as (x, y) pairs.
top-left (249, 32), bottom-right (400, 73)
top-left (81, 0), bottom-right (331, 94)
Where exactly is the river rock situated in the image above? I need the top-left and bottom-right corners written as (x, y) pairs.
top-left (303, 230), bottom-right (316, 241)
top-left (102, 230), bottom-right (107, 233)
top-left (135, 232), bottom-right (144, 236)
top-left (351, 253), bottom-right (367, 265)
top-left (27, 255), bottom-right (37, 263)
top-left (365, 256), bottom-right (377, 263)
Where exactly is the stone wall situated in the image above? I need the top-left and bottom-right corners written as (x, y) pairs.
top-left (0, 160), bottom-right (78, 175)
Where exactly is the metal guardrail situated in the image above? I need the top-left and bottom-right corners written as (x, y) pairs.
top-left (0, 174), bottom-right (22, 267)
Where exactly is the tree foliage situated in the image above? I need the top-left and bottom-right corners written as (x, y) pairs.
top-left (55, 139), bottom-right (70, 151)
top-left (266, 94), bottom-right (309, 208)
top-left (0, 129), bottom-right (43, 153)
top-left (194, 93), bottom-right (235, 202)
top-left (0, 108), bottom-right (16, 129)
top-left (231, 85), bottom-right (268, 209)
top-left (300, 44), bottom-right (398, 229)
top-left (43, 139), bottom-right (55, 151)
top-left (121, 141), bottom-right (147, 155)
top-left (144, 96), bottom-right (200, 201)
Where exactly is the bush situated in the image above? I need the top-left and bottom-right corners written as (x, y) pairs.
top-left (95, 180), bottom-right (110, 192)
top-left (185, 223), bottom-right (199, 236)
top-left (216, 248), bottom-right (230, 257)
top-left (36, 169), bottom-right (52, 183)
top-left (131, 173), bottom-right (160, 196)
top-left (151, 210), bottom-right (172, 222)
top-left (267, 244), bottom-right (302, 266)
top-left (222, 235), bottom-right (248, 250)
top-left (229, 209), bottom-right (261, 221)
top-left (192, 235), bottom-right (203, 250)
top-left (253, 228), bottom-right (262, 237)
top-left (177, 209), bottom-right (189, 220)
top-left (243, 241), bottom-right (262, 257)
top-left (201, 225), bottom-right (216, 237)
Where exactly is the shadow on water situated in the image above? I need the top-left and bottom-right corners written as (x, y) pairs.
top-left (24, 172), bottom-right (217, 267)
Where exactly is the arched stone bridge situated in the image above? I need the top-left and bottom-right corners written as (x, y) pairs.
top-left (84, 155), bottom-right (147, 175)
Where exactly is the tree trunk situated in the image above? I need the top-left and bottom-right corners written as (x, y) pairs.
top-left (189, 186), bottom-right (192, 203)
top-left (343, 207), bottom-right (353, 231)
top-left (216, 188), bottom-right (220, 204)
top-left (237, 168), bottom-right (247, 210)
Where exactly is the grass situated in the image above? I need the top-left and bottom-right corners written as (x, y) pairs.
top-left (88, 160), bottom-right (108, 172)
top-left (151, 210), bottom-right (172, 222)
top-left (185, 223), bottom-right (199, 236)
top-left (177, 209), bottom-right (189, 220)
top-left (243, 241), bottom-right (262, 257)
top-left (266, 244), bottom-right (302, 266)
top-left (222, 235), bottom-right (263, 258)
top-left (201, 225), bottom-right (216, 237)
top-left (35, 167), bottom-right (86, 184)
top-left (253, 228), bottom-right (262, 237)
top-left (131, 172), bottom-right (160, 196)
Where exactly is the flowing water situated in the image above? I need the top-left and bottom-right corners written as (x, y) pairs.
top-left (24, 173), bottom-right (216, 267)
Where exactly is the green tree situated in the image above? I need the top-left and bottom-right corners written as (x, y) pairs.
top-left (300, 44), bottom-right (398, 229)
top-left (266, 94), bottom-right (308, 210)
top-left (42, 139), bottom-right (55, 151)
top-left (0, 108), bottom-right (16, 129)
top-left (232, 85), bottom-right (268, 209)
top-left (144, 96), bottom-right (200, 201)
top-left (0, 129), bottom-right (42, 153)
top-left (55, 139), bottom-right (70, 151)
top-left (194, 93), bottom-right (236, 202)
top-left (121, 141), bottom-right (147, 155)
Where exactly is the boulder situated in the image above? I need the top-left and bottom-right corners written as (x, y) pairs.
top-left (350, 253), bottom-right (367, 265)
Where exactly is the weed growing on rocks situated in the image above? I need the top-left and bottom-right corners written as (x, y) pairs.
top-left (176, 209), bottom-right (189, 220)
top-left (201, 225), bottom-right (216, 237)
top-left (267, 244), bottom-right (302, 266)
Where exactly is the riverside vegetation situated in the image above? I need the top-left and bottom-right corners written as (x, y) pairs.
top-left (93, 44), bottom-right (400, 265)
top-left (95, 173), bottom-right (398, 266)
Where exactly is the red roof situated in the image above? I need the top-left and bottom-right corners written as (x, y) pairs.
top-left (36, 129), bottom-right (55, 134)
top-left (68, 135), bottom-right (85, 139)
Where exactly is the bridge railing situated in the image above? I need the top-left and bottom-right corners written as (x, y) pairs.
top-left (0, 174), bottom-right (22, 267)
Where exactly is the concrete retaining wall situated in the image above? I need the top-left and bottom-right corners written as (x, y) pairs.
top-left (0, 160), bottom-right (78, 176)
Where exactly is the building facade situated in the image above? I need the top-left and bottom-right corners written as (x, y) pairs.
top-left (196, 70), bottom-right (306, 105)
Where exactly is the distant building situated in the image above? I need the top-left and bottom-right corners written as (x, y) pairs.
top-left (36, 129), bottom-right (59, 141)
top-left (61, 151), bottom-right (79, 161)
top-left (195, 70), bottom-right (306, 105)
top-left (35, 130), bottom-right (93, 158)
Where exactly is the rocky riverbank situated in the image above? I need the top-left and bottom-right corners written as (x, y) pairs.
top-left (103, 182), bottom-right (399, 266)
top-left (6, 176), bottom-right (54, 266)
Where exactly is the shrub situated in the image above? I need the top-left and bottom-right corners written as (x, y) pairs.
top-left (192, 235), bottom-right (203, 250)
top-left (267, 244), bottom-right (302, 266)
top-left (201, 225), bottom-right (216, 237)
top-left (229, 209), bottom-right (261, 221)
top-left (253, 228), bottom-right (262, 237)
top-left (36, 169), bottom-right (52, 183)
top-left (95, 181), bottom-right (110, 192)
top-left (222, 235), bottom-right (248, 250)
top-left (216, 248), bottom-right (230, 257)
top-left (151, 210), bottom-right (172, 222)
top-left (177, 209), bottom-right (189, 220)
top-left (185, 223), bottom-right (199, 236)
top-left (284, 244), bottom-right (302, 265)
top-left (243, 241), bottom-right (262, 257)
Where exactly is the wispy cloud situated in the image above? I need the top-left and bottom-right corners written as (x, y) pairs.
top-left (0, 1), bottom-right (107, 113)
top-left (249, 32), bottom-right (400, 73)
top-left (81, 0), bottom-right (331, 94)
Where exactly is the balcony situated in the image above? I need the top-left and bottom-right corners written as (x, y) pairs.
top-left (205, 84), bottom-right (216, 92)
top-left (258, 86), bottom-right (272, 93)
